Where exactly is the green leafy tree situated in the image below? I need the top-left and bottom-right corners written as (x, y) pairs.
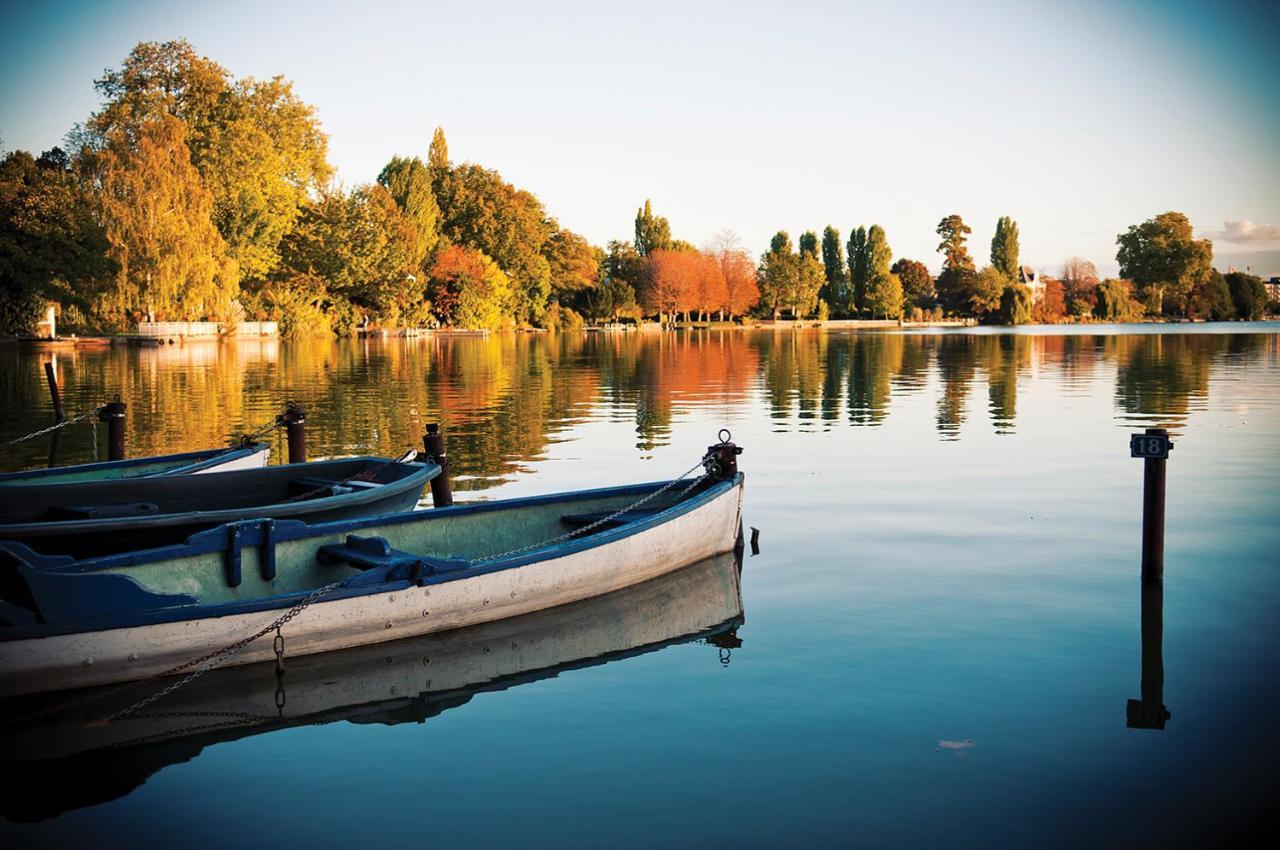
top-left (999, 283), bottom-right (1034, 324)
top-left (864, 225), bottom-right (902, 319)
top-left (793, 253), bottom-right (826, 319)
top-left (1187, 270), bottom-right (1234, 320)
top-left (428, 127), bottom-right (449, 174)
top-left (634, 199), bottom-right (671, 256)
top-left (968, 267), bottom-right (1008, 319)
top-left (758, 231), bottom-right (797, 319)
top-left (891, 258), bottom-right (933, 307)
top-left (603, 240), bottom-right (645, 292)
top-left (1116, 211), bottom-right (1213, 315)
top-left (0, 149), bottom-right (115, 332)
top-left (820, 225), bottom-right (846, 306)
top-left (377, 156), bottom-right (441, 265)
top-left (1095, 278), bottom-right (1143, 322)
top-left (990, 215), bottom-right (1020, 282)
top-left (589, 277), bottom-right (639, 322)
top-left (799, 230), bottom-right (819, 259)
top-left (1225, 271), bottom-right (1268, 320)
top-left (847, 226), bottom-right (869, 313)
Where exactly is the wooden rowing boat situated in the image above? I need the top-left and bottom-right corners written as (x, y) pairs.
top-left (0, 442), bottom-right (271, 487)
top-left (0, 549), bottom-right (744, 821)
top-left (0, 455), bottom-right (438, 559)
top-left (0, 444), bottom-right (742, 696)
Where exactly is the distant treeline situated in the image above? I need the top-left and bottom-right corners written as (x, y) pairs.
top-left (0, 40), bottom-right (1275, 335)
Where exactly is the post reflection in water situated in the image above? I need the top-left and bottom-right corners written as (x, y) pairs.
top-left (1127, 581), bottom-right (1171, 731)
top-left (4, 328), bottom-right (1273, 484)
top-left (0, 548), bottom-right (745, 823)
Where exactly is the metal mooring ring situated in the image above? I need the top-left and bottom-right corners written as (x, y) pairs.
top-left (718, 428), bottom-right (732, 444)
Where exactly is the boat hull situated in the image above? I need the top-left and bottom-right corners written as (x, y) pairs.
top-left (0, 476), bottom-right (742, 695)
top-left (0, 443), bottom-right (270, 486)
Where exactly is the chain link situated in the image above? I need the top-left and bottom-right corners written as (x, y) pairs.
top-left (3, 405), bottom-right (105, 446)
top-left (108, 582), bottom-right (340, 721)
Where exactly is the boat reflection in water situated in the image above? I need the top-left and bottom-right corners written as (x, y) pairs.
top-left (0, 546), bottom-right (745, 822)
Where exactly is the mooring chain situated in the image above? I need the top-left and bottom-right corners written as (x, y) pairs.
top-left (471, 450), bottom-right (720, 565)
top-left (3, 405), bottom-right (105, 447)
top-left (108, 581), bottom-right (341, 722)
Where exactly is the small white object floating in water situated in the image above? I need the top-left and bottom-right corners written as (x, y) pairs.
top-left (937, 738), bottom-right (976, 751)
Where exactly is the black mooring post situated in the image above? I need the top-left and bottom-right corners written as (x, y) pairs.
top-left (1130, 427), bottom-right (1172, 583)
top-left (44, 362), bottom-right (64, 468)
top-left (99, 399), bottom-right (126, 461)
top-left (1126, 581), bottom-right (1171, 730)
top-left (279, 403), bottom-right (306, 464)
top-left (422, 423), bottom-right (453, 507)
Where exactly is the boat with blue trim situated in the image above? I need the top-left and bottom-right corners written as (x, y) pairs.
top-left (0, 438), bottom-right (742, 696)
top-left (0, 454), bottom-right (438, 559)
top-left (0, 442), bottom-right (271, 487)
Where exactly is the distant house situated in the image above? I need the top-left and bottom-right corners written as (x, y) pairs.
top-left (1265, 277), bottom-right (1280, 301)
top-left (1021, 266), bottom-right (1045, 303)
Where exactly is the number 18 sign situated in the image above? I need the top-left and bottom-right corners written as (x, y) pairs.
top-left (1130, 432), bottom-right (1172, 460)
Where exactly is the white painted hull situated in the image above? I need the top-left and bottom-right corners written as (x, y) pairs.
top-left (1, 478), bottom-right (742, 696)
top-left (189, 443), bottom-right (269, 473)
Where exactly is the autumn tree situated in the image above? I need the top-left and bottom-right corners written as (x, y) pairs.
top-left (891, 258), bottom-right (933, 308)
top-left (434, 162), bottom-right (553, 324)
top-left (95, 114), bottom-right (238, 325)
top-left (1186, 270), bottom-right (1233, 321)
top-left (847, 226), bottom-right (869, 314)
top-left (427, 244), bottom-right (511, 329)
top-left (428, 127), bottom-right (449, 175)
top-left (1116, 211), bottom-right (1213, 315)
top-left (694, 251), bottom-right (728, 319)
top-left (719, 247), bottom-right (759, 317)
top-left (90, 40), bottom-right (331, 285)
top-left (990, 215), bottom-right (1020, 282)
top-left (543, 224), bottom-right (601, 308)
top-left (644, 248), bottom-right (696, 320)
top-left (634, 199), bottom-right (672, 257)
top-left (1095, 278), bottom-right (1143, 322)
top-left (936, 214), bottom-right (975, 272)
top-left (1060, 257), bottom-right (1099, 316)
top-left (0, 149), bottom-right (115, 332)
top-left (1032, 278), bottom-right (1066, 323)
top-left (820, 225), bottom-right (846, 307)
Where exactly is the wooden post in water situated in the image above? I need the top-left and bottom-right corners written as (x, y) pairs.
top-left (422, 423), bottom-right (453, 507)
top-left (44, 362), bottom-right (64, 468)
top-left (1130, 427), bottom-right (1172, 583)
top-left (279, 403), bottom-right (306, 464)
top-left (99, 399), bottom-right (126, 461)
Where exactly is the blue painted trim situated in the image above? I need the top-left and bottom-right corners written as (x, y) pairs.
top-left (0, 443), bottom-right (269, 483)
top-left (0, 475), bottom-right (741, 640)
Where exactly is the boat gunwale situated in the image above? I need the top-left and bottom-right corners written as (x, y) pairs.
top-left (0, 443), bottom-right (271, 484)
top-left (0, 474), bottom-right (742, 641)
top-left (0, 456), bottom-right (438, 537)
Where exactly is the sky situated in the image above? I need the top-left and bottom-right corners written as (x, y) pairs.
top-left (1, 0), bottom-right (1278, 276)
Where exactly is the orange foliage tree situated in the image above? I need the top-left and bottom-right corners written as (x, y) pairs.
top-left (1032, 278), bottom-right (1066, 323)
top-left (717, 248), bottom-right (759, 317)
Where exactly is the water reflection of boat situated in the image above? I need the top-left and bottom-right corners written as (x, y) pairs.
top-left (0, 549), bottom-right (745, 822)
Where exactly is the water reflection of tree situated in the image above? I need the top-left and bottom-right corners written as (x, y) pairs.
top-left (935, 335), bottom-right (977, 439)
top-left (752, 331), bottom-right (826, 427)
top-left (848, 334), bottom-right (905, 426)
top-left (983, 335), bottom-right (1032, 434)
top-left (1110, 334), bottom-right (1232, 428)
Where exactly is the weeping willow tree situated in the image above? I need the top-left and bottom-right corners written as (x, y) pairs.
top-left (95, 114), bottom-right (238, 326)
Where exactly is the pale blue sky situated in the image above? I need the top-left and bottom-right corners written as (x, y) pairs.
top-left (2, 0), bottom-right (1277, 275)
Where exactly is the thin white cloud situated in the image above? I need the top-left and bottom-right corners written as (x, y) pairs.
top-left (1202, 220), bottom-right (1280, 244)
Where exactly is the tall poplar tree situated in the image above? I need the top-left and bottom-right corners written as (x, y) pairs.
top-left (864, 225), bottom-right (903, 319)
top-left (820, 225), bottom-right (846, 306)
top-left (847, 226), bottom-right (870, 313)
top-left (634, 199), bottom-right (672, 256)
top-left (799, 230), bottom-right (819, 259)
top-left (990, 215), bottom-right (1020, 282)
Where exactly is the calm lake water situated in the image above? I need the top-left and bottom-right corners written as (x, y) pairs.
top-left (2, 324), bottom-right (1278, 848)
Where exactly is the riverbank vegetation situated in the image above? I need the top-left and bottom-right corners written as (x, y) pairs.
top-left (1, 40), bottom-right (1276, 336)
